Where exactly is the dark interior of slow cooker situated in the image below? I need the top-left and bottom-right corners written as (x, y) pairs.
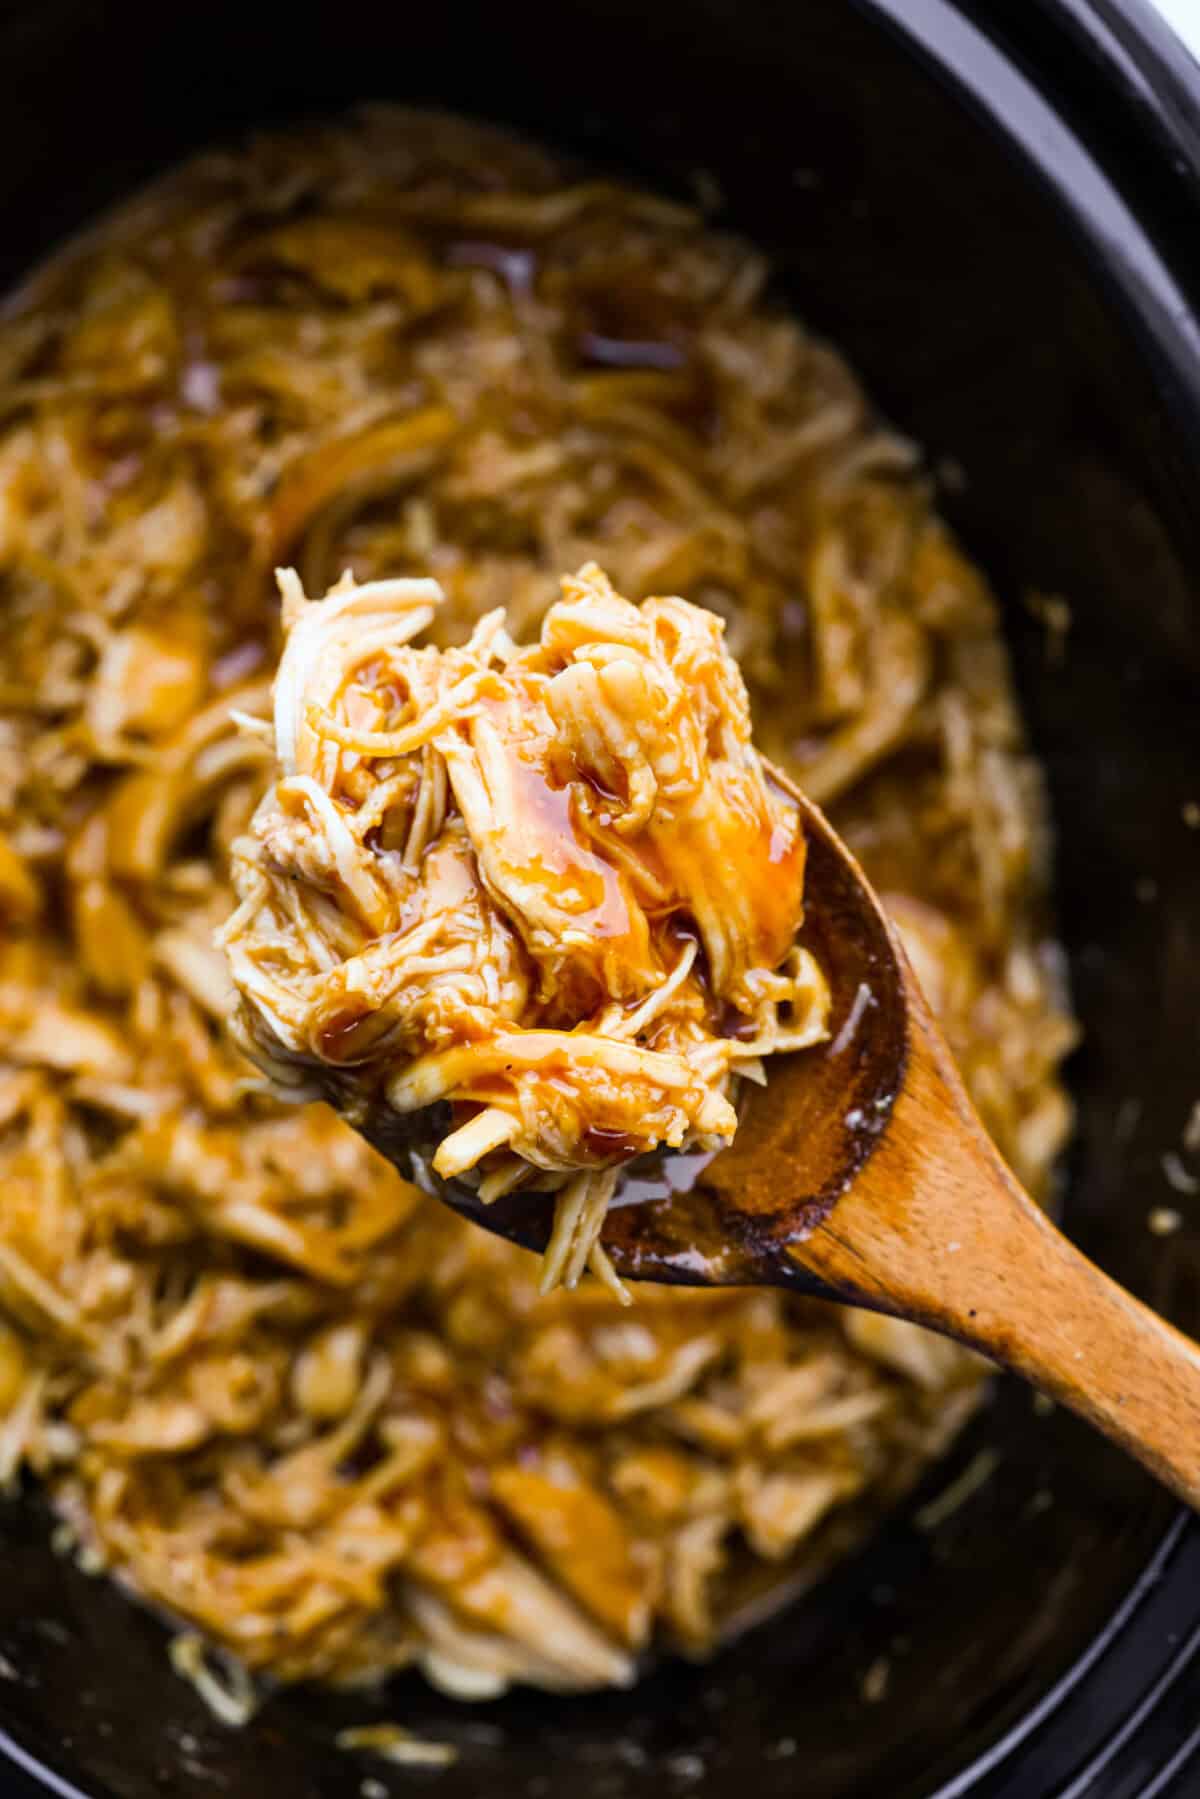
top-left (2, 2), bottom-right (1200, 1795)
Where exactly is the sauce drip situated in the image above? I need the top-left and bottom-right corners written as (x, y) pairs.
top-left (576, 332), bottom-right (686, 372)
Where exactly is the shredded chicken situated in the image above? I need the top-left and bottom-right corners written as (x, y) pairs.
top-left (223, 563), bottom-right (829, 1292)
top-left (0, 108), bottom-right (1075, 1710)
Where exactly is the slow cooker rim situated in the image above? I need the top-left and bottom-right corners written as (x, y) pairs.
top-left (1055, 0), bottom-right (1200, 179)
top-left (853, 3), bottom-right (1200, 1794)
top-left (863, 0), bottom-right (1200, 461)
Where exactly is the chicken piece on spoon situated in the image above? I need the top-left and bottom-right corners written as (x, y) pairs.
top-left (222, 563), bottom-right (830, 1298)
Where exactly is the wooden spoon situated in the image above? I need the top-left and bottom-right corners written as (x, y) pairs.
top-left (362, 771), bottom-right (1200, 1509)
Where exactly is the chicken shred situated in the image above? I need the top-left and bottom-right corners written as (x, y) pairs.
top-left (223, 562), bottom-right (829, 1291)
top-left (0, 108), bottom-right (1075, 1712)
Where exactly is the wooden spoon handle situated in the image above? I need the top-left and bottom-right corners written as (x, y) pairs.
top-left (787, 978), bottom-right (1200, 1509)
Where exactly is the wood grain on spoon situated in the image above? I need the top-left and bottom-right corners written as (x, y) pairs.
top-left (370, 769), bottom-right (1200, 1510)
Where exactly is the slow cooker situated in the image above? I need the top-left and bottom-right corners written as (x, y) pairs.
top-left (1, 0), bottom-right (1199, 1793)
